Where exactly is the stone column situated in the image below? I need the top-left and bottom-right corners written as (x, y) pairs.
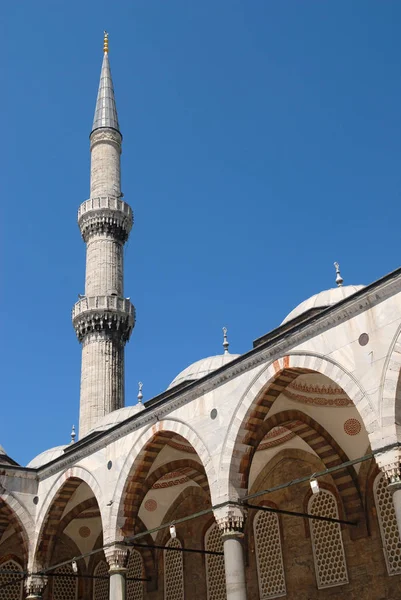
top-left (105, 544), bottom-right (129, 600)
top-left (216, 505), bottom-right (247, 600)
top-left (25, 574), bottom-right (47, 599)
top-left (378, 450), bottom-right (401, 539)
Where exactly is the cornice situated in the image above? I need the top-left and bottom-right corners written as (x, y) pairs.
top-left (13, 267), bottom-right (401, 481)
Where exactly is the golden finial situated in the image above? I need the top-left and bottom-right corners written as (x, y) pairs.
top-left (103, 31), bottom-right (109, 53)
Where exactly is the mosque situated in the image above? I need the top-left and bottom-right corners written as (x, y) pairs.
top-left (2, 32), bottom-right (401, 600)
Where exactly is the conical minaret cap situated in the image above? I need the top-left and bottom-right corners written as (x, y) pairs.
top-left (91, 34), bottom-right (120, 133)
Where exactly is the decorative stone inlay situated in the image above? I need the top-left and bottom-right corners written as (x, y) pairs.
top-left (167, 439), bottom-right (197, 454)
top-left (215, 504), bottom-right (246, 535)
top-left (72, 295), bottom-right (135, 343)
top-left (78, 196), bottom-right (133, 243)
top-left (79, 525), bottom-right (91, 538)
top-left (343, 418), bottom-right (361, 436)
top-left (144, 498), bottom-right (157, 512)
top-left (152, 470), bottom-right (191, 489)
top-left (283, 380), bottom-right (352, 407)
top-left (104, 543), bottom-right (130, 571)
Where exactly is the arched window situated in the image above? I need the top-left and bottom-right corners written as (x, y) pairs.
top-left (164, 537), bottom-right (184, 600)
top-left (374, 472), bottom-right (401, 574)
top-left (93, 560), bottom-right (109, 600)
top-left (205, 523), bottom-right (226, 600)
top-left (254, 510), bottom-right (286, 599)
top-left (53, 564), bottom-right (77, 600)
top-left (308, 490), bottom-right (348, 589)
top-left (127, 549), bottom-right (144, 600)
top-left (0, 559), bottom-right (23, 600)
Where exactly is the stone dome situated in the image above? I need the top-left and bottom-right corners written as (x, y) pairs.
top-left (282, 285), bottom-right (365, 325)
top-left (168, 352), bottom-right (240, 390)
top-left (27, 445), bottom-right (68, 468)
top-left (85, 404), bottom-right (145, 436)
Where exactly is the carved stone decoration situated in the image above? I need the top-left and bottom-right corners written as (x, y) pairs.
top-left (25, 573), bottom-right (47, 598)
top-left (377, 448), bottom-right (401, 485)
top-left (104, 543), bottom-right (130, 572)
top-left (72, 296), bottom-right (135, 343)
top-left (78, 196), bottom-right (133, 243)
top-left (215, 504), bottom-right (246, 536)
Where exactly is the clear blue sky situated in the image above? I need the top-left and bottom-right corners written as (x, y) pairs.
top-left (2, 1), bottom-right (401, 466)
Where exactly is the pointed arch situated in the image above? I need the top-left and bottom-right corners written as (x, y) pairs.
top-left (0, 492), bottom-right (33, 563)
top-left (220, 353), bottom-right (377, 501)
top-left (109, 419), bottom-right (216, 542)
top-left (381, 324), bottom-right (401, 448)
top-left (32, 469), bottom-right (104, 570)
top-left (244, 409), bottom-right (363, 524)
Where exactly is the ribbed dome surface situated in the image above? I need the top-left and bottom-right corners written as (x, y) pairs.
top-left (27, 445), bottom-right (67, 468)
top-left (282, 285), bottom-right (365, 325)
top-left (85, 404), bottom-right (145, 436)
top-left (168, 353), bottom-right (240, 390)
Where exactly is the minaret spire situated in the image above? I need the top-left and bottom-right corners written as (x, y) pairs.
top-left (92, 32), bottom-right (120, 133)
top-left (73, 33), bottom-right (135, 438)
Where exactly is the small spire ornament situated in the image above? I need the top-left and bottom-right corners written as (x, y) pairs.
top-left (334, 262), bottom-right (344, 287)
top-left (222, 327), bottom-right (229, 354)
top-left (103, 31), bottom-right (109, 54)
top-left (138, 382), bottom-right (143, 403)
top-left (70, 425), bottom-right (76, 444)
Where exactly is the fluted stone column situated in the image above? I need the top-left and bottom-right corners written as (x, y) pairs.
top-left (73, 37), bottom-right (135, 438)
top-left (216, 505), bottom-right (247, 600)
top-left (25, 574), bottom-right (47, 599)
top-left (105, 544), bottom-right (129, 600)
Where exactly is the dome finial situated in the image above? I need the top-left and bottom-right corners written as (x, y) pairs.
top-left (70, 425), bottom-right (76, 444)
top-left (103, 31), bottom-right (109, 54)
top-left (222, 327), bottom-right (229, 354)
top-left (138, 381), bottom-right (143, 403)
top-left (334, 262), bottom-right (343, 287)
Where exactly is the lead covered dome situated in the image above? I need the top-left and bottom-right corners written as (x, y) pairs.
top-left (168, 328), bottom-right (240, 390)
top-left (282, 263), bottom-right (364, 325)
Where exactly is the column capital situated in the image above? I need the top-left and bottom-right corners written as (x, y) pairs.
top-left (376, 447), bottom-right (401, 486)
top-left (25, 573), bottom-right (47, 598)
top-left (214, 504), bottom-right (246, 537)
top-left (104, 543), bottom-right (130, 573)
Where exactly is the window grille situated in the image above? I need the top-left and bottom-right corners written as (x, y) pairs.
top-left (254, 510), bottom-right (286, 598)
top-left (374, 472), bottom-right (401, 575)
top-left (164, 537), bottom-right (184, 600)
top-left (0, 559), bottom-right (23, 600)
top-left (127, 549), bottom-right (144, 600)
top-left (93, 560), bottom-right (109, 600)
top-left (53, 564), bottom-right (77, 600)
top-left (308, 490), bottom-right (348, 589)
top-left (205, 523), bottom-right (226, 600)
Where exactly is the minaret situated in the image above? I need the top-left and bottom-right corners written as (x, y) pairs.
top-left (72, 33), bottom-right (135, 438)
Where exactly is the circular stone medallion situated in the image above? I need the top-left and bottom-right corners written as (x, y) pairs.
top-left (79, 526), bottom-right (91, 538)
top-left (344, 418), bottom-right (361, 436)
top-left (144, 498), bottom-right (157, 512)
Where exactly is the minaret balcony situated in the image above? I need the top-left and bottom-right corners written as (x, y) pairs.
top-left (72, 295), bottom-right (135, 343)
top-left (78, 196), bottom-right (133, 243)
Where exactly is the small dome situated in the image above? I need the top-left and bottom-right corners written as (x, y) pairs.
top-left (0, 445), bottom-right (6, 456)
top-left (282, 285), bottom-right (365, 325)
top-left (168, 353), bottom-right (240, 390)
top-left (85, 404), bottom-right (145, 436)
top-left (27, 445), bottom-right (68, 468)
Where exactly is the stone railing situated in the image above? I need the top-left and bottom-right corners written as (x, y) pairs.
top-left (78, 196), bottom-right (133, 242)
top-left (72, 295), bottom-right (135, 342)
